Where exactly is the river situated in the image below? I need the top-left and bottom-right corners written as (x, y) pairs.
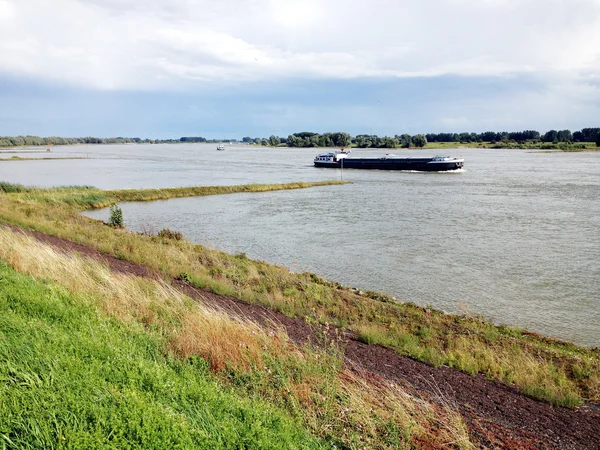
top-left (2, 143), bottom-right (598, 347)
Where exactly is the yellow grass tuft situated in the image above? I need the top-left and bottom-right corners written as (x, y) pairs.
top-left (171, 312), bottom-right (288, 373)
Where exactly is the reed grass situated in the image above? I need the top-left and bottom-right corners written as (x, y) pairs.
top-left (0, 182), bottom-right (598, 408)
top-left (0, 228), bottom-right (472, 449)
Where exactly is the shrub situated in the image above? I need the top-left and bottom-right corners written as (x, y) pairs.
top-left (0, 181), bottom-right (28, 193)
top-left (108, 204), bottom-right (123, 228)
top-left (179, 272), bottom-right (191, 283)
top-left (158, 228), bottom-right (183, 240)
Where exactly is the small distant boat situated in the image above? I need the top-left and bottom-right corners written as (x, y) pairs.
top-left (216, 144), bottom-right (225, 151)
top-left (314, 149), bottom-right (464, 172)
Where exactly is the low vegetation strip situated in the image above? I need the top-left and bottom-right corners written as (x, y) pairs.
top-left (0, 180), bottom-right (347, 209)
top-left (0, 156), bottom-right (88, 161)
top-left (0, 228), bottom-right (472, 449)
top-left (0, 181), bottom-right (598, 409)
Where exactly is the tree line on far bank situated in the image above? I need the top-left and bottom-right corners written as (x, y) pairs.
top-left (0, 136), bottom-right (179, 147)
top-left (0, 136), bottom-right (235, 148)
top-left (243, 128), bottom-right (600, 148)
top-left (1, 127), bottom-right (599, 149)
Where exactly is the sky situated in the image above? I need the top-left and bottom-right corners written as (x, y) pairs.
top-left (1, 0), bottom-right (599, 139)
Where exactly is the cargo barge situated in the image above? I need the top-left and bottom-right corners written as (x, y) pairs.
top-left (314, 149), bottom-right (464, 172)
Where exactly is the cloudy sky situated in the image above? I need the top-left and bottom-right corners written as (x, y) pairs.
top-left (1, 0), bottom-right (599, 138)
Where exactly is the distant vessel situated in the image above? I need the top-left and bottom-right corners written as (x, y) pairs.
top-left (216, 144), bottom-right (226, 151)
top-left (314, 149), bottom-right (463, 172)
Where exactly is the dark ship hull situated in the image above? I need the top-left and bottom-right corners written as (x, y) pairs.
top-left (313, 154), bottom-right (464, 172)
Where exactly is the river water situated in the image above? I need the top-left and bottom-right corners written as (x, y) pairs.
top-left (2, 144), bottom-right (599, 347)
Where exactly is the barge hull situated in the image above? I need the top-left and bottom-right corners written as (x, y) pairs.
top-left (314, 159), bottom-right (463, 171)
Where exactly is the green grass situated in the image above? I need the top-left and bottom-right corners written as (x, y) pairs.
top-left (0, 182), bottom-right (598, 408)
top-left (0, 261), bottom-right (330, 449)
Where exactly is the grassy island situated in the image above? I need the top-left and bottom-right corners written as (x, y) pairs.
top-left (0, 180), bottom-right (598, 448)
top-left (0, 156), bottom-right (88, 161)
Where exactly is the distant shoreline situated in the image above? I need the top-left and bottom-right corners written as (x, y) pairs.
top-left (0, 156), bottom-right (88, 161)
top-left (2, 141), bottom-right (600, 153)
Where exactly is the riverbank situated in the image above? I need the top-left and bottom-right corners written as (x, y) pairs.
top-left (1, 181), bottom-right (597, 408)
top-left (0, 226), bottom-right (600, 449)
top-left (3, 224), bottom-right (485, 449)
top-left (2, 216), bottom-right (599, 448)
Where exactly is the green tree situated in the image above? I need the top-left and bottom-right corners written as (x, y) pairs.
top-left (596, 132), bottom-right (600, 147)
top-left (543, 130), bottom-right (559, 143)
top-left (286, 135), bottom-right (300, 147)
top-left (331, 132), bottom-right (352, 147)
top-left (356, 135), bottom-right (371, 148)
top-left (381, 136), bottom-right (398, 148)
top-left (412, 134), bottom-right (427, 148)
top-left (557, 130), bottom-right (572, 142)
top-left (108, 204), bottom-right (123, 228)
top-left (307, 134), bottom-right (320, 147)
top-left (318, 133), bottom-right (333, 147)
top-left (579, 128), bottom-right (600, 142)
top-left (268, 135), bottom-right (280, 147)
top-left (458, 132), bottom-right (472, 143)
top-left (399, 134), bottom-right (412, 148)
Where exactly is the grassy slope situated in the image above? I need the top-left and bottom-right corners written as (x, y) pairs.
top-left (0, 182), bottom-right (598, 408)
top-left (0, 229), bottom-right (471, 449)
top-left (0, 261), bottom-right (329, 449)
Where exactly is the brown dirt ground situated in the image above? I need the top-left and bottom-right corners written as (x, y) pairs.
top-left (4, 224), bottom-right (599, 449)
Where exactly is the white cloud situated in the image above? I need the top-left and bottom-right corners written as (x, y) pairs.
top-left (0, 0), bottom-right (599, 90)
top-left (0, 1), bottom-right (14, 20)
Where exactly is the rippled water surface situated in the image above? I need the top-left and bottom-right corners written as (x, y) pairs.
top-left (3, 144), bottom-right (599, 346)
